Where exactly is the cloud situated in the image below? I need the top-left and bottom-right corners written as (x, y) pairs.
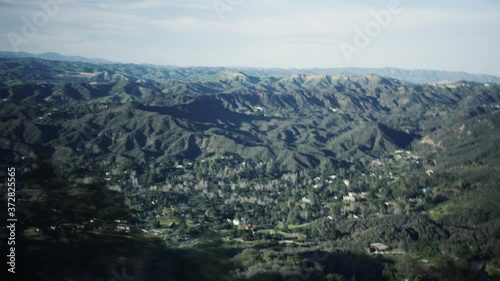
top-left (0, 0), bottom-right (498, 75)
top-left (95, 0), bottom-right (213, 11)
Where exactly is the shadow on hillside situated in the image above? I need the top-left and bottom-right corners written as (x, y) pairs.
top-left (378, 123), bottom-right (421, 148)
top-left (135, 97), bottom-right (274, 126)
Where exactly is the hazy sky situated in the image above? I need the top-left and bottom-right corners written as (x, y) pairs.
top-left (1, 0), bottom-right (499, 75)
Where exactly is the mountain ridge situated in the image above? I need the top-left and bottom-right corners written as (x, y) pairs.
top-left (1, 58), bottom-right (499, 176)
top-left (0, 51), bottom-right (114, 65)
top-left (1, 52), bottom-right (499, 84)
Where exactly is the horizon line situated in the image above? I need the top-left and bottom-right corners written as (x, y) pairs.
top-left (1, 50), bottom-right (499, 78)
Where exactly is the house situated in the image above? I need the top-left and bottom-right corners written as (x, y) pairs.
top-left (343, 196), bottom-right (356, 202)
top-left (368, 243), bottom-right (389, 254)
top-left (155, 214), bottom-right (166, 219)
top-left (343, 193), bottom-right (357, 202)
top-left (237, 224), bottom-right (253, 231)
top-left (343, 180), bottom-right (350, 187)
top-left (115, 224), bottom-right (130, 233)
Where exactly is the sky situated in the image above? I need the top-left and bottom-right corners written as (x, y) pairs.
top-left (0, 0), bottom-right (499, 76)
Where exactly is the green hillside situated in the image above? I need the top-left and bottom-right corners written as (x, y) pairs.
top-left (1, 58), bottom-right (500, 281)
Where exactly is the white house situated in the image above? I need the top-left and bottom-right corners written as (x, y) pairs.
top-left (343, 180), bottom-right (350, 187)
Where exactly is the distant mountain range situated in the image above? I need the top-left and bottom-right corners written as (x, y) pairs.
top-left (1, 51), bottom-right (499, 84)
top-left (239, 67), bottom-right (500, 85)
top-left (0, 51), bottom-right (114, 65)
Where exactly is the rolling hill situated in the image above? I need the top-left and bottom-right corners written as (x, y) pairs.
top-left (0, 58), bottom-right (499, 176)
